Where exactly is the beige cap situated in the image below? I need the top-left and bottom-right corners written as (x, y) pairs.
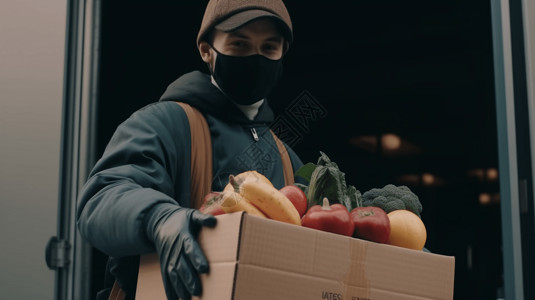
top-left (197, 0), bottom-right (293, 45)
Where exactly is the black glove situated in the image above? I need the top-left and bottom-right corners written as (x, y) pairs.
top-left (146, 204), bottom-right (217, 300)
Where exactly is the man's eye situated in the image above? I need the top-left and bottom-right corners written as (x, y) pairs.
top-left (263, 44), bottom-right (280, 52)
top-left (231, 41), bottom-right (248, 48)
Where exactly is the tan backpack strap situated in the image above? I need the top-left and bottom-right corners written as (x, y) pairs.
top-left (108, 281), bottom-right (126, 300)
top-left (176, 102), bottom-right (213, 210)
top-left (269, 130), bottom-right (294, 186)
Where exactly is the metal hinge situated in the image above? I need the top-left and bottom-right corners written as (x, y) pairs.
top-left (45, 236), bottom-right (71, 269)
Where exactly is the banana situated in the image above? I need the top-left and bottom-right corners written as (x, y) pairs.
top-left (233, 177), bottom-right (302, 226)
top-left (218, 190), bottom-right (267, 218)
top-left (223, 170), bottom-right (273, 193)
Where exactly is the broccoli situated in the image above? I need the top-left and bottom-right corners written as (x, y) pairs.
top-left (362, 184), bottom-right (423, 217)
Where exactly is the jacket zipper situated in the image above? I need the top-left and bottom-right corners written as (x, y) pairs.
top-left (250, 127), bottom-right (259, 141)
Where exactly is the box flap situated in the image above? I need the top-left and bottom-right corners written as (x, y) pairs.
top-left (233, 264), bottom-right (439, 300)
top-left (238, 213), bottom-right (319, 273)
top-left (237, 213), bottom-right (455, 299)
top-left (137, 212), bottom-right (245, 300)
top-left (197, 212), bottom-right (244, 263)
top-left (192, 262), bottom-right (237, 300)
top-left (238, 213), bottom-right (362, 281)
top-left (234, 264), bottom-right (347, 300)
top-left (355, 242), bottom-right (455, 299)
top-left (136, 253), bottom-right (166, 299)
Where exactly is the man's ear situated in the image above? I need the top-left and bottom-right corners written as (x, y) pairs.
top-left (198, 41), bottom-right (212, 64)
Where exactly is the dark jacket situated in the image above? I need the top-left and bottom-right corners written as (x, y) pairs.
top-left (76, 71), bottom-right (303, 298)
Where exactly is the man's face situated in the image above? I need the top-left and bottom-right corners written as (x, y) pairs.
top-left (199, 18), bottom-right (285, 68)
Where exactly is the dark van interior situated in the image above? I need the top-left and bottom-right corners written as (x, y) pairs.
top-left (94, 1), bottom-right (502, 298)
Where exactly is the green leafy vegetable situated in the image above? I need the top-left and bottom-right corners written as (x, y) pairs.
top-left (294, 182), bottom-right (309, 196)
top-left (296, 151), bottom-right (362, 211)
top-left (294, 162), bottom-right (317, 183)
top-left (346, 184), bottom-right (363, 209)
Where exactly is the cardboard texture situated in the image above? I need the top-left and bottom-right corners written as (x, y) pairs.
top-left (137, 212), bottom-right (455, 300)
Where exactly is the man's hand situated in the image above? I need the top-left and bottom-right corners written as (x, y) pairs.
top-left (146, 205), bottom-right (217, 300)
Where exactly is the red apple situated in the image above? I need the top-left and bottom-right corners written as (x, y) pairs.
top-left (199, 191), bottom-right (225, 216)
top-left (279, 185), bottom-right (308, 217)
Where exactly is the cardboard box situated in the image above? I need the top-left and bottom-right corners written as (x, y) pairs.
top-left (136, 212), bottom-right (455, 300)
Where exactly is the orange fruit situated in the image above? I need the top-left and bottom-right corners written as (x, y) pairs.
top-left (387, 210), bottom-right (427, 250)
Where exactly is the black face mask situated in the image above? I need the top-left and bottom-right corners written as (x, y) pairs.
top-left (210, 47), bottom-right (283, 105)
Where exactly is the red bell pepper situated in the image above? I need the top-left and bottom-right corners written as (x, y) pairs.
top-left (350, 206), bottom-right (390, 243)
top-left (301, 197), bottom-right (354, 236)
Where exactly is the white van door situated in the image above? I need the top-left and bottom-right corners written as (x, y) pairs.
top-left (0, 0), bottom-right (68, 299)
top-left (43, 0), bottom-right (100, 299)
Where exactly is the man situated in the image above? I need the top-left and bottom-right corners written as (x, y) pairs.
top-left (76, 0), bottom-right (302, 299)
